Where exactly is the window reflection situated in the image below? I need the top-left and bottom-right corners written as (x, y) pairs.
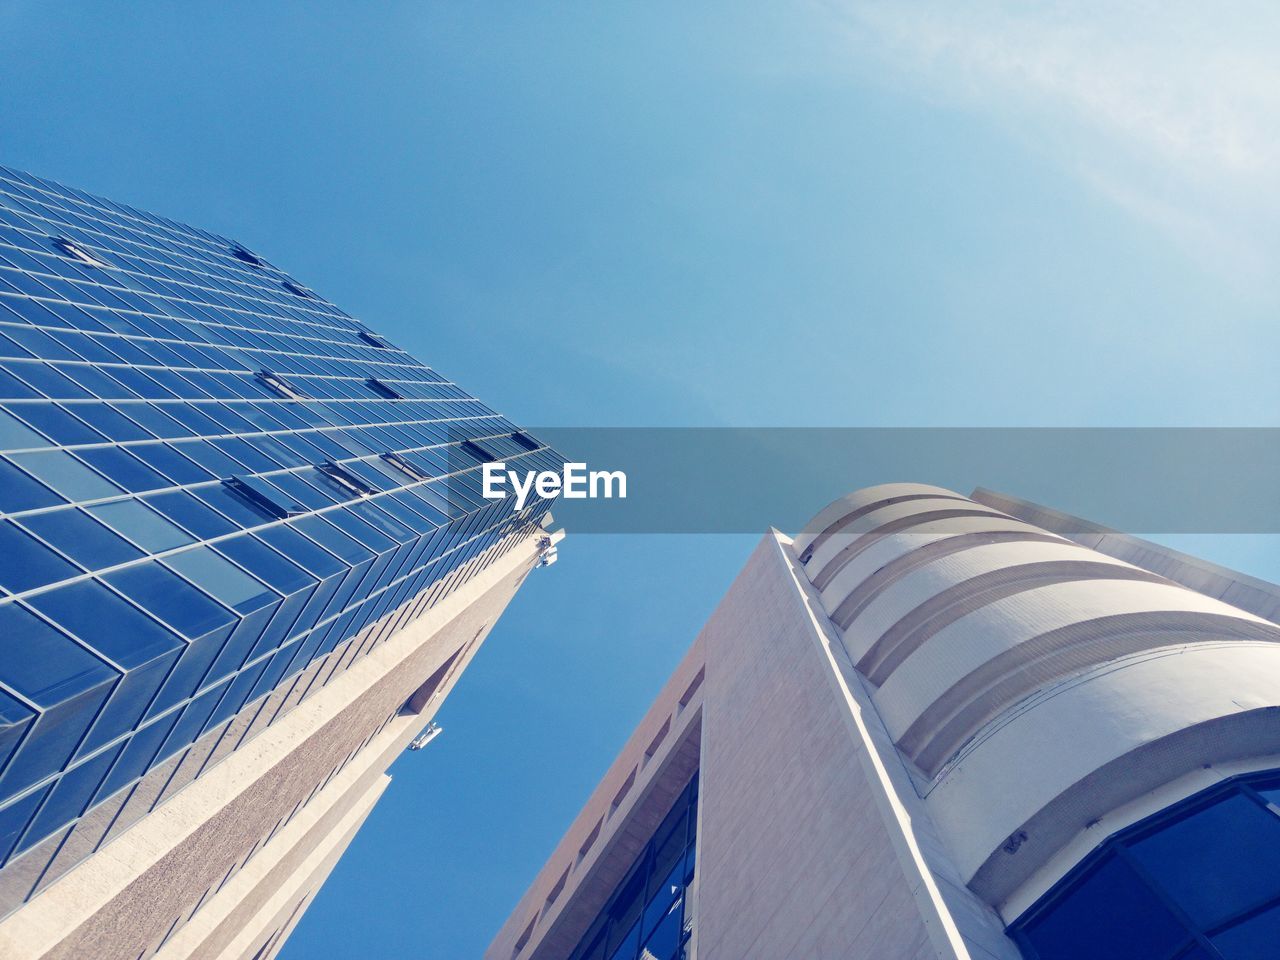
top-left (568, 775), bottom-right (698, 960)
top-left (1014, 772), bottom-right (1280, 960)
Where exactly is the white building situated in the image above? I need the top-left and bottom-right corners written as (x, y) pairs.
top-left (488, 484), bottom-right (1280, 960)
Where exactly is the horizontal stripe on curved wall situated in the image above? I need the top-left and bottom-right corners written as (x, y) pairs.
top-left (796, 483), bottom-right (1280, 919)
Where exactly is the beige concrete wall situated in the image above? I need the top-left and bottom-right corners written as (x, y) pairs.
top-left (696, 533), bottom-right (947, 960)
top-left (495, 527), bottom-right (1017, 960)
top-left (485, 637), bottom-right (706, 960)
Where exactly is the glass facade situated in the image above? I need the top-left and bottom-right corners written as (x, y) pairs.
top-left (1011, 769), bottom-right (1280, 960)
top-left (568, 774), bottom-right (698, 960)
top-left (0, 166), bottom-right (559, 902)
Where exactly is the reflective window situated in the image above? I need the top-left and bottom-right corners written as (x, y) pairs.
top-left (0, 165), bottom-right (559, 906)
top-left (88, 498), bottom-right (195, 552)
top-left (18, 508), bottom-right (144, 571)
top-left (1014, 771), bottom-right (1280, 960)
top-left (8, 449), bottom-right (121, 501)
top-left (0, 520), bottom-right (79, 593)
top-left (568, 775), bottom-right (698, 960)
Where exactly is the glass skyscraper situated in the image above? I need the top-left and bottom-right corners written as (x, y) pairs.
top-left (0, 165), bottom-right (561, 960)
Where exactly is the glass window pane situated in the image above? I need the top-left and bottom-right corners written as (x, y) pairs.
top-left (5, 401), bottom-right (104, 446)
top-left (0, 784), bottom-right (50, 865)
top-left (0, 519), bottom-right (79, 593)
top-left (8, 449), bottom-right (121, 501)
top-left (95, 711), bottom-right (178, 803)
top-left (104, 561), bottom-right (237, 640)
top-left (0, 408), bottom-right (46, 451)
top-left (88, 498), bottom-right (194, 553)
top-left (1213, 903), bottom-right (1280, 959)
top-left (1020, 856), bottom-right (1188, 960)
top-left (75, 446), bottom-right (170, 493)
top-left (0, 603), bottom-right (116, 705)
top-left (216, 536), bottom-right (315, 596)
top-left (163, 546), bottom-right (277, 613)
top-left (608, 921), bottom-right (639, 960)
top-left (20, 743), bottom-right (122, 851)
top-left (144, 490), bottom-right (237, 540)
top-left (639, 901), bottom-right (683, 960)
top-left (0, 689), bottom-right (35, 778)
top-left (18, 508), bottom-right (143, 572)
top-left (129, 443), bottom-right (213, 486)
top-left (608, 866), bottom-right (647, 952)
top-left (28, 579), bottom-right (184, 669)
top-left (643, 859), bottom-right (685, 942)
top-left (1129, 793), bottom-right (1280, 928)
top-left (0, 457), bottom-right (66, 513)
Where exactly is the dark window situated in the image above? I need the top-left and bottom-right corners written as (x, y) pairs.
top-left (357, 330), bottom-right (394, 349)
top-left (222, 475), bottom-right (305, 520)
top-left (1212, 903), bottom-right (1280, 958)
top-left (365, 377), bottom-right (402, 399)
top-left (1013, 770), bottom-right (1280, 960)
top-left (1129, 793), bottom-right (1280, 928)
top-left (566, 774), bottom-right (698, 960)
top-left (316, 461), bottom-right (377, 499)
top-left (254, 369), bottom-right (308, 401)
top-left (381, 452), bottom-right (430, 483)
top-left (1019, 857), bottom-right (1187, 960)
top-left (231, 245), bottom-right (265, 267)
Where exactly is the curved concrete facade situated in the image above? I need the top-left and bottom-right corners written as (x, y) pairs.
top-left (796, 483), bottom-right (1280, 917)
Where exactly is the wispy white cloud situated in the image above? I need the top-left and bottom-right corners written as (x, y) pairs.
top-left (826, 0), bottom-right (1280, 280)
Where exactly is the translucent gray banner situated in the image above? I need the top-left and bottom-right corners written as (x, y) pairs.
top-left (500, 428), bottom-right (1280, 534)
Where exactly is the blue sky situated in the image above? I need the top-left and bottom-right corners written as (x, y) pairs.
top-left (3, 2), bottom-right (1280, 956)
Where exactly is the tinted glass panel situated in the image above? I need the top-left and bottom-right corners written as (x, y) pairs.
top-left (28, 579), bottom-right (184, 668)
top-left (104, 562), bottom-right (236, 640)
top-left (1014, 776), bottom-right (1280, 960)
top-left (1021, 857), bottom-right (1187, 960)
top-left (8, 449), bottom-right (120, 501)
top-left (1130, 794), bottom-right (1280, 927)
top-left (0, 603), bottom-right (116, 704)
top-left (18, 508), bottom-right (143, 571)
top-left (88, 498), bottom-right (194, 552)
top-left (1212, 902), bottom-right (1280, 959)
top-left (569, 776), bottom-right (698, 960)
top-left (0, 520), bottom-right (78, 593)
top-left (0, 165), bottom-right (558, 911)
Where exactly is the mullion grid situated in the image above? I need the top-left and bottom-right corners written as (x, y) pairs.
top-left (0, 187), bottom-right (357, 328)
top-left (0, 424), bottom-right (551, 534)
top-left (0, 302), bottom-right (440, 375)
top-left (0, 169), bottom-right (561, 903)
top-left (0, 278), bottom-right (416, 364)
top-left (0, 494), bottom-right (546, 874)
top-left (0, 224), bottom-right (359, 340)
top-left (567, 776), bottom-right (699, 960)
top-left (8, 522), bottom-right (539, 916)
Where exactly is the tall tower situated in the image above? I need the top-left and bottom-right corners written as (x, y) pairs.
top-left (488, 483), bottom-right (1280, 960)
top-left (0, 166), bottom-right (562, 960)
